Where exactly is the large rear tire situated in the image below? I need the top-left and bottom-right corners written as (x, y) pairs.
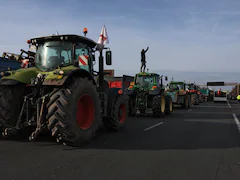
top-left (103, 94), bottom-right (128, 131)
top-left (152, 95), bottom-right (165, 117)
top-left (46, 78), bottom-right (101, 146)
top-left (191, 94), bottom-right (199, 105)
top-left (0, 85), bottom-right (26, 130)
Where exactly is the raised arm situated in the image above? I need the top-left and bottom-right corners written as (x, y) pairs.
top-left (144, 47), bottom-right (149, 53)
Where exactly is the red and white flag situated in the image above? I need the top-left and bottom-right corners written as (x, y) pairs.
top-left (97, 25), bottom-right (109, 51)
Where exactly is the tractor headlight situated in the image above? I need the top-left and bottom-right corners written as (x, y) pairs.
top-left (37, 73), bottom-right (43, 79)
top-left (0, 71), bottom-right (11, 77)
top-left (53, 70), bottom-right (64, 75)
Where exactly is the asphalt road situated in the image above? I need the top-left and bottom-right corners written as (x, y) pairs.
top-left (0, 100), bottom-right (240, 180)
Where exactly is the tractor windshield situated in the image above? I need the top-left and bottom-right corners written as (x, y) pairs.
top-left (188, 84), bottom-right (196, 90)
top-left (136, 75), bottom-right (154, 87)
top-left (170, 83), bottom-right (184, 90)
top-left (35, 41), bottom-right (72, 71)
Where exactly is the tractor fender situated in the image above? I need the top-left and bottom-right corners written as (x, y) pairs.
top-left (42, 69), bottom-right (97, 86)
top-left (149, 87), bottom-right (162, 95)
top-left (0, 79), bottom-right (21, 86)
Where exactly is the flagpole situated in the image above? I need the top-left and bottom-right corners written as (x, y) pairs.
top-left (99, 49), bottom-right (104, 98)
top-left (98, 25), bottom-right (107, 104)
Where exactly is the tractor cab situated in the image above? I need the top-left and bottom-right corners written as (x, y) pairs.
top-left (135, 73), bottom-right (155, 89)
top-left (133, 72), bottom-right (167, 91)
top-left (29, 35), bottom-right (98, 73)
top-left (187, 83), bottom-right (198, 92)
top-left (168, 81), bottom-right (186, 91)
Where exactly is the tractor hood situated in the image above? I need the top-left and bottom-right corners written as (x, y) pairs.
top-left (1, 66), bottom-right (78, 84)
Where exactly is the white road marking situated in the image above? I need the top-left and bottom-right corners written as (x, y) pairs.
top-left (188, 109), bottom-right (192, 112)
top-left (174, 111), bottom-right (233, 115)
top-left (227, 101), bottom-right (231, 108)
top-left (232, 114), bottom-right (240, 133)
top-left (194, 105), bottom-right (231, 108)
top-left (184, 119), bottom-right (234, 124)
top-left (144, 122), bottom-right (164, 131)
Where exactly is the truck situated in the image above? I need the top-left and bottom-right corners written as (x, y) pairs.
top-left (213, 90), bottom-right (227, 102)
top-left (124, 72), bottom-right (173, 117)
top-left (165, 81), bottom-right (191, 108)
top-left (0, 33), bottom-right (128, 147)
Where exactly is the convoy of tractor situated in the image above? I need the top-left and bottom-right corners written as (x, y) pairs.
top-left (0, 28), bottom-right (209, 147)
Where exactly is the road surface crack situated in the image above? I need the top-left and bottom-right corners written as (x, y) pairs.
top-left (214, 153), bottom-right (224, 180)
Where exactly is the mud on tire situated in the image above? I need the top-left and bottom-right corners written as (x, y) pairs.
top-left (46, 78), bottom-right (101, 146)
top-left (0, 85), bottom-right (26, 130)
top-left (103, 94), bottom-right (128, 131)
top-left (152, 95), bottom-right (165, 117)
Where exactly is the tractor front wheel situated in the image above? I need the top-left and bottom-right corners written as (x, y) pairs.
top-left (46, 77), bottom-right (101, 146)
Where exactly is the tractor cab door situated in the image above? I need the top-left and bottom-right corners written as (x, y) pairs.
top-left (75, 46), bottom-right (92, 72)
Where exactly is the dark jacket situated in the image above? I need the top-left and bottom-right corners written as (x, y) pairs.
top-left (141, 47), bottom-right (149, 62)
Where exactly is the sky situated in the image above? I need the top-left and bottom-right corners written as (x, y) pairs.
top-left (1, 0), bottom-right (240, 88)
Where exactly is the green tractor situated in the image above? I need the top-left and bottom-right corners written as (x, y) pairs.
top-left (0, 34), bottom-right (128, 146)
top-left (187, 83), bottom-right (203, 105)
top-left (124, 72), bottom-right (173, 117)
top-left (165, 81), bottom-right (191, 108)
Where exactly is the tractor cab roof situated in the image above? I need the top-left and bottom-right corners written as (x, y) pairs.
top-left (137, 72), bottom-right (159, 77)
top-left (29, 34), bottom-right (97, 48)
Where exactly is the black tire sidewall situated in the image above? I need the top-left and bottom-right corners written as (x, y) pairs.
top-left (53, 78), bottom-right (101, 145)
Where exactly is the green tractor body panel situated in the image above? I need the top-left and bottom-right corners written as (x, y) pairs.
top-left (165, 91), bottom-right (185, 104)
top-left (200, 88), bottom-right (209, 96)
top-left (1, 65), bottom-right (79, 84)
top-left (166, 91), bottom-right (177, 103)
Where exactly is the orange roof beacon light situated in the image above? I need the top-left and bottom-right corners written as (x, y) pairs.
top-left (83, 28), bottom-right (88, 36)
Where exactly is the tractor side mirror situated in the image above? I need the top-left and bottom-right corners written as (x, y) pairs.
top-left (165, 76), bottom-right (168, 81)
top-left (106, 50), bottom-right (112, 65)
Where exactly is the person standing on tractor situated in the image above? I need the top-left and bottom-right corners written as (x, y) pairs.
top-left (140, 47), bottom-right (149, 72)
